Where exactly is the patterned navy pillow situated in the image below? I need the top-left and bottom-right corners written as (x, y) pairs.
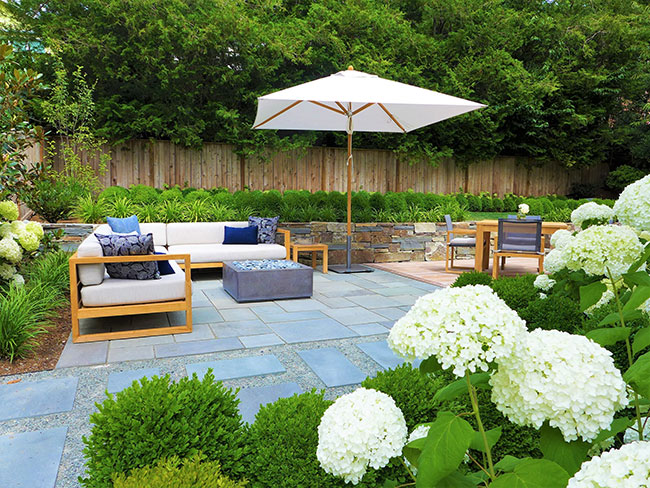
top-left (248, 216), bottom-right (279, 244)
top-left (94, 233), bottom-right (160, 280)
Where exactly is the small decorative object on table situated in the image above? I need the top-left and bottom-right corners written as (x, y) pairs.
top-left (517, 203), bottom-right (530, 220)
top-left (223, 259), bottom-right (313, 302)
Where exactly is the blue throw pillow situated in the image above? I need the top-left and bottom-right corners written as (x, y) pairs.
top-left (223, 225), bottom-right (258, 245)
top-left (154, 252), bottom-right (175, 275)
top-left (94, 233), bottom-right (159, 280)
top-left (107, 215), bottom-right (141, 234)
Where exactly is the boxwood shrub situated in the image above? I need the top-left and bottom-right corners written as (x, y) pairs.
top-left (450, 271), bottom-right (493, 288)
top-left (81, 371), bottom-right (247, 488)
top-left (518, 294), bottom-right (584, 332)
top-left (490, 274), bottom-right (538, 312)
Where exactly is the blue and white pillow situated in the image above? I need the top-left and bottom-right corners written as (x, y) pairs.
top-left (248, 216), bottom-right (279, 244)
top-left (94, 233), bottom-right (159, 280)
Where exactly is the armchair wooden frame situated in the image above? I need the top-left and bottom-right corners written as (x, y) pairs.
top-left (69, 252), bottom-right (193, 343)
top-left (445, 228), bottom-right (477, 273)
top-left (177, 228), bottom-right (292, 270)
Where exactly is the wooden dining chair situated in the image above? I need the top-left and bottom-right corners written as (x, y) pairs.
top-left (445, 214), bottom-right (477, 273)
top-left (492, 219), bottom-right (544, 278)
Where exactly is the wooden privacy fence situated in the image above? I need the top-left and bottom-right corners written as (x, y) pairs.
top-left (37, 139), bottom-right (606, 196)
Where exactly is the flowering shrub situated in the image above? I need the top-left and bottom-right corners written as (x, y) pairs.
top-left (550, 228), bottom-right (573, 249)
top-left (316, 388), bottom-right (407, 485)
top-left (613, 173), bottom-right (650, 232)
top-left (567, 441), bottom-right (650, 487)
top-left (388, 285), bottom-right (527, 376)
top-left (562, 225), bottom-right (643, 279)
top-left (533, 274), bottom-right (555, 291)
top-left (0, 201), bottom-right (44, 284)
top-left (490, 329), bottom-right (628, 442)
top-left (570, 202), bottom-right (615, 230)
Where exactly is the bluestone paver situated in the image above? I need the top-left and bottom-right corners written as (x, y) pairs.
top-left (210, 319), bottom-right (271, 338)
top-left (106, 368), bottom-right (161, 393)
top-left (239, 333), bottom-right (284, 348)
top-left (253, 309), bottom-right (326, 324)
top-left (276, 299), bottom-right (328, 313)
top-left (349, 323), bottom-right (392, 336)
top-left (0, 377), bottom-right (78, 421)
top-left (186, 354), bottom-right (285, 381)
top-left (220, 308), bottom-right (258, 322)
top-left (110, 334), bottom-right (174, 349)
top-left (298, 348), bottom-right (366, 387)
top-left (155, 337), bottom-right (243, 358)
top-left (356, 340), bottom-right (409, 370)
top-left (172, 324), bottom-right (216, 342)
top-left (190, 307), bottom-right (225, 324)
top-left (0, 426), bottom-right (68, 488)
top-left (375, 307), bottom-right (407, 320)
top-left (346, 294), bottom-right (401, 309)
top-left (107, 345), bottom-right (155, 363)
top-left (270, 318), bottom-right (357, 343)
top-left (237, 382), bottom-right (303, 424)
top-left (322, 307), bottom-right (385, 325)
top-left (55, 340), bottom-right (108, 369)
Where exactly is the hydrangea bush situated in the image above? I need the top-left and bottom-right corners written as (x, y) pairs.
top-left (533, 274), bottom-right (555, 292)
top-left (613, 173), bottom-right (650, 232)
top-left (0, 201), bottom-right (44, 284)
top-left (316, 388), bottom-right (407, 484)
top-left (387, 285), bottom-right (527, 377)
top-left (567, 441), bottom-right (650, 487)
top-left (490, 329), bottom-right (628, 442)
top-left (570, 202), bottom-right (614, 230)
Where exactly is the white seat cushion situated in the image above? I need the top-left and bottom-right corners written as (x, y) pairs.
top-left (167, 222), bottom-right (249, 246)
top-left (80, 261), bottom-right (186, 307)
top-left (167, 243), bottom-right (287, 263)
top-left (140, 223), bottom-right (167, 246)
top-left (76, 232), bottom-right (105, 286)
top-left (450, 237), bottom-right (476, 247)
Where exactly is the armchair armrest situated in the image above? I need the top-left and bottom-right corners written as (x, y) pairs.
top-left (276, 228), bottom-right (291, 259)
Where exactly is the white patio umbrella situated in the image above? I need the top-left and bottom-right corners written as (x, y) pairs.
top-left (253, 67), bottom-right (485, 273)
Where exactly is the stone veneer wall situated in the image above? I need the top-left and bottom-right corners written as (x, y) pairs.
top-left (46, 221), bottom-right (477, 265)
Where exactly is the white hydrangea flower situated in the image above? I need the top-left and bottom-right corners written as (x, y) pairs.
top-left (0, 237), bottom-right (22, 263)
top-left (623, 423), bottom-right (650, 444)
top-left (0, 201), bottom-right (19, 221)
top-left (539, 292), bottom-right (547, 299)
top-left (519, 203), bottom-right (530, 214)
top-left (567, 441), bottom-right (650, 487)
top-left (550, 229), bottom-right (574, 249)
top-left (388, 285), bottom-right (527, 377)
top-left (490, 329), bottom-right (628, 442)
top-left (12, 274), bottom-right (24, 286)
top-left (614, 173), bottom-right (650, 232)
top-left (585, 290), bottom-right (615, 317)
top-left (404, 424), bottom-right (430, 475)
top-left (543, 248), bottom-right (569, 275)
top-left (639, 231), bottom-right (650, 241)
top-left (25, 221), bottom-right (44, 239)
top-left (17, 231), bottom-right (40, 252)
top-left (0, 223), bottom-right (12, 238)
top-left (317, 388), bottom-right (407, 485)
top-left (534, 274), bottom-right (556, 291)
top-left (9, 220), bottom-right (26, 235)
top-left (0, 262), bottom-right (16, 280)
top-left (571, 202), bottom-right (615, 230)
top-left (563, 225), bottom-right (644, 279)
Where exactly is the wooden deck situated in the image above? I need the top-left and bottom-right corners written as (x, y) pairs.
top-left (368, 257), bottom-right (541, 288)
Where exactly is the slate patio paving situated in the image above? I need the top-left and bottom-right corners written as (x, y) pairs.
top-left (0, 267), bottom-right (437, 488)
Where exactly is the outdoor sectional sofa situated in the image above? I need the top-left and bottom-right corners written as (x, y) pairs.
top-left (69, 222), bottom-right (291, 343)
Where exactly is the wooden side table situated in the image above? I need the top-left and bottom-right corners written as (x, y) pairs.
top-left (291, 243), bottom-right (328, 274)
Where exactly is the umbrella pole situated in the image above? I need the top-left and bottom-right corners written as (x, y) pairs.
top-left (331, 129), bottom-right (372, 273)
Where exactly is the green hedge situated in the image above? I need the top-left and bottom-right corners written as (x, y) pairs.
top-left (74, 185), bottom-right (608, 224)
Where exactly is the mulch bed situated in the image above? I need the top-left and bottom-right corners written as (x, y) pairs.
top-left (0, 307), bottom-right (71, 378)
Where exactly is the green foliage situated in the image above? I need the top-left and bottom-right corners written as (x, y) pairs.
top-left (0, 44), bottom-right (45, 198)
top-left (606, 165), bottom-right (647, 193)
top-left (99, 186), bottom-right (128, 201)
top-left (362, 363), bottom-right (446, 431)
top-left (518, 295), bottom-right (584, 333)
top-left (112, 454), bottom-right (245, 488)
top-left (451, 271), bottom-right (493, 288)
top-left (81, 371), bottom-right (247, 488)
top-left (74, 194), bottom-right (107, 224)
top-left (490, 274), bottom-right (538, 312)
top-left (0, 282), bottom-right (57, 361)
top-left (22, 177), bottom-right (86, 222)
top-left (129, 184), bottom-right (159, 204)
top-left (22, 250), bottom-right (70, 301)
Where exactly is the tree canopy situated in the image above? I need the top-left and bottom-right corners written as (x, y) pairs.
top-left (2, 0), bottom-right (649, 168)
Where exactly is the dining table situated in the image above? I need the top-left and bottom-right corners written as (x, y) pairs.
top-left (473, 219), bottom-right (569, 272)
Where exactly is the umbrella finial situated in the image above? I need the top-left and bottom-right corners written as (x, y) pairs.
top-left (347, 65), bottom-right (354, 71)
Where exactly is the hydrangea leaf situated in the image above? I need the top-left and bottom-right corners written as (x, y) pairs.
top-left (488, 459), bottom-right (569, 488)
top-left (627, 243), bottom-right (650, 273)
top-left (419, 356), bottom-right (443, 375)
top-left (494, 455), bottom-right (522, 473)
top-left (623, 351), bottom-right (650, 399)
top-left (436, 471), bottom-right (481, 487)
top-left (598, 309), bottom-right (642, 327)
top-left (622, 286), bottom-right (650, 313)
top-left (469, 427), bottom-right (501, 453)
top-left (633, 327), bottom-right (650, 357)
top-left (622, 270), bottom-right (650, 289)
top-left (585, 327), bottom-right (631, 346)
top-left (415, 412), bottom-right (474, 488)
top-left (403, 437), bottom-right (427, 468)
top-left (591, 417), bottom-right (633, 445)
top-left (539, 423), bottom-right (590, 476)
top-left (579, 281), bottom-right (607, 312)
top-left (433, 373), bottom-right (491, 404)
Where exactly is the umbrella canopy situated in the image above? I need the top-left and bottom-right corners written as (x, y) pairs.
top-left (253, 67), bottom-right (485, 272)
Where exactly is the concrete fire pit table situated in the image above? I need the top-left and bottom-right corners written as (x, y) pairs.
top-left (223, 259), bottom-right (313, 302)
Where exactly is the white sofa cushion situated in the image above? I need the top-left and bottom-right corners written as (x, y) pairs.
top-left (76, 232), bottom-right (105, 286)
top-left (80, 260), bottom-right (186, 307)
top-left (167, 222), bottom-right (249, 246)
top-left (140, 223), bottom-right (167, 246)
top-left (167, 243), bottom-right (287, 263)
